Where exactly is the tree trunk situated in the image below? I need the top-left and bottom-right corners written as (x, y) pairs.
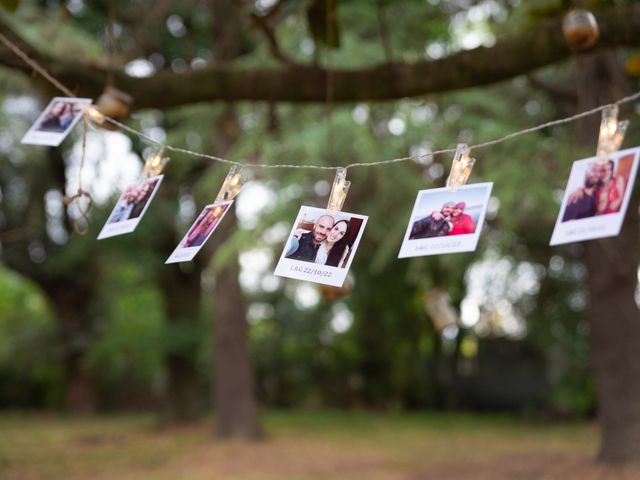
top-left (576, 50), bottom-right (640, 464)
top-left (206, 107), bottom-right (261, 438)
top-left (586, 188), bottom-right (640, 464)
top-left (206, 0), bottom-right (262, 439)
top-left (211, 208), bottom-right (262, 439)
top-left (48, 281), bottom-right (98, 414)
top-left (158, 265), bottom-right (203, 424)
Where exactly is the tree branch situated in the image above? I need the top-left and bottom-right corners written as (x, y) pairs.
top-left (527, 74), bottom-right (577, 102)
top-left (0, 6), bottom-right (638, 108)
top-left (248, 11), bottom-right (296, 65)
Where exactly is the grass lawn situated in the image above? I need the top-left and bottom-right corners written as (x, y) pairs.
top-left (0, 411), bottom-right (638, 480)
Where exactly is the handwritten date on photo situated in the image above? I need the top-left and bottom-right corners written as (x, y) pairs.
top-left (415, 240), bottom-right (462, 251)
top-left (565, 224), bottom-right (606, 236)
top-left (290, 264), bottom-right (333, 278)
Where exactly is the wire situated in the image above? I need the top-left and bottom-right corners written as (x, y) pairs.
top-left (1, 30), bottom-right (639, 173)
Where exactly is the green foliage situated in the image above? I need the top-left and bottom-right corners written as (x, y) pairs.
top-left (0, 267), bottom-right (62, 407)
top-left (0, 0), bottom-right (19, 12)
top-left (89, 262), bottom-right (165, 404)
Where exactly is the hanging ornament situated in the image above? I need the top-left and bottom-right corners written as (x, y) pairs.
top-left (141, 147), bottom-right (170, 179)
top-left (446, 143), bottom-right (475, 192)
top-left (318, 280), bottom-right (352, 303)
top-left (86, 86), bottom-right (133, 131)
top-left (424, 288), bottom-right (459, 332)
top-left (596, 105), bottom-right (628, 164)
top-left (562, 9), bottom-right (599, 51)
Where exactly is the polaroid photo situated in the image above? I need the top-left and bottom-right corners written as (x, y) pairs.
top-left (550, 146), bottom-right (639, 246)
top-left (398, 182), bottom-right (493, 258)
top-left (273, 206), bottom-right (368, 287)
top-left (97, 175), bottom-right (164, 240)
top-left (165, 201), bottom-right (233, 264)
top-left (21, 97), bottom-right (92, 147)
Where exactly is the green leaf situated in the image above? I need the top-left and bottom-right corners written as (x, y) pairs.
top-left (0, 0), bottom-right (20, 12)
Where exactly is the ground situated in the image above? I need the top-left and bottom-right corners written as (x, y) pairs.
top-left (1, 411), bottom-right (639, 480)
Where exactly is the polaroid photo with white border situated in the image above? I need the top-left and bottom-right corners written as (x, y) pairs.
top-left (550, 147), bottom-right (639, 246)
top-left (165, 200), bottom-right (233, 264)
top-left (98, 175), bottom-right (164, 240)
top-left (274, 206), bottom-right (368, 287)
top-left (398, 182), bottom-right (493, 258)
top-left (21, 97), bottom-right (92, 147)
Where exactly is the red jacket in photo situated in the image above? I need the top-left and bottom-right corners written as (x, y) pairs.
top-left (449, 214), bottom-right (475, 235)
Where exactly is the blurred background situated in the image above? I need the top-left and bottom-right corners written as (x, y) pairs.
top-left (0, 1), bottom-right (639, 479)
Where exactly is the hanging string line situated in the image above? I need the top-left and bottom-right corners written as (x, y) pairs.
top-left (1, 30), bottom-right (639, 172)
top-left (63, 115), bottom-right (92, 234)
top-left (0, 31), bottom-right (76, 97)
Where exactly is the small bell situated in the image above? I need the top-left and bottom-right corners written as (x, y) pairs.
top-left (562, 10), bottom-right (599, 51)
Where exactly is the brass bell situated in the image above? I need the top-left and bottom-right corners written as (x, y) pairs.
top-left (93, 86), bottom-right (133, 130)
top-left (562, 10), bottom-right (599, 51)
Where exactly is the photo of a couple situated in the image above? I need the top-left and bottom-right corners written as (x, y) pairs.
top-left (562, 155), bottom-right (632, 222)
top-left (107, 177), bottom-right (162, 225)
top-left (398, 183), bottom-right (493, 258)
top-left (166, 201), bottom-right (233, 264)
top-left (549, 149), bottom-right (639, 246)
top-left (35, 101), bottom-right (81, 133)
top-left (21, 97), bottom-right (92, 147)
top-left (409, 201), bottom-right (476, 240)
top-left (180, 203), bottom-right (230, 248)
top-left (285, 211), bottom-right (363, 268)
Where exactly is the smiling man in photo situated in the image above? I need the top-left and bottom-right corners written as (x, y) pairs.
top-left (285, 214), bottom-right (335, 263)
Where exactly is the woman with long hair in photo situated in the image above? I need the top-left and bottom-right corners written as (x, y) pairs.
top-left (38, 102), bottom-right (77, 132)
top-left (597, 159), bottom-right (625, 214)
top-left (316, 219), bottom-right (351, 268)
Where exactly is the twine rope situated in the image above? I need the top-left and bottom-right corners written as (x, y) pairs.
top-left (63, 115), bottom-right (92, 234)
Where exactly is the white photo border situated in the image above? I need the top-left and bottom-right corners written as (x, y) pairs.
top-left (21, 97), bottom-right (92, 147)
top-left (97, 175), bottom-right (164, 240)
top-left (165, 200), bottom-right (234, 264)
top-left (398, 182), bottom-right (493, 258)
top-left (273, 206), bottom-right (368, 287)
top-left (549, 146), bottom-right (640, 246)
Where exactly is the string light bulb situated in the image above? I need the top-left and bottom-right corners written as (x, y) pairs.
top-left (84, 105), bottom-right (106, 126)
top-left (327, 168), bottom-right (351, 212)
top-left (446, 144), bottom-right (475, 192)
top-left (141, 147), bottom-right (170, 178)
top-left (215, 166), bottom-right (246, 202)
top-left (596, 105), bottom-right (628, 163)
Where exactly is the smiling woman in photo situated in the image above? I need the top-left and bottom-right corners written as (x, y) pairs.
top-left (36, 101), bottom-right (77, 133)
top-left (317, 219), bottom-right (351, 268)
top-left (449, 202), bottom-right (476, 235)
top-left (597, 159), bottom-right (625, 214)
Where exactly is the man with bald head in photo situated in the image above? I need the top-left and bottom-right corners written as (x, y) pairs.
top-left (286, 214), bottom-right (335, 262)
